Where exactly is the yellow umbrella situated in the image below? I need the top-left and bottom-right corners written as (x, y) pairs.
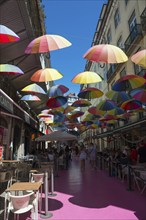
top-left (131, 49), bottom-right (146, 68)
top-left (21, 83), bottom-right (46, 94)
top-left (71, 71), bottom-right (102, 84)
top-left (31, 68), bottom-right (63, 82)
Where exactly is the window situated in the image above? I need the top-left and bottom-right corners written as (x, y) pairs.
top-left (117, 35), bottom-right (124, 49)
top-left (129, 10), bottom-right (137, 32)
top-left (120, 68), bottom-right (126, 77)
top-left (114, 8), bottom-right (120, 28)
top-left (107, 28), bottom-right (112, 43)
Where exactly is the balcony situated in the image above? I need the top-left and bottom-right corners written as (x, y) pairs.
top-left (124, 24), bottom-right (143, 53)
top-left (140, 7), bottom-right (146, 33)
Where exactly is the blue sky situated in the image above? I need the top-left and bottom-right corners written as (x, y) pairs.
top-left (42, 0), bottom-right (106, 94)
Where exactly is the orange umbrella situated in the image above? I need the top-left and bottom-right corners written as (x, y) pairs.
top-left (131, 49), bottom-right (146, 68)
top-left (83, 44), bottom-right (128, 63)
top-left (31, 68), bottom-right (63, 82)
top-left (25, 34), bottom-right (71, 54)
top-left (71, 71), bottom-right (102, 84)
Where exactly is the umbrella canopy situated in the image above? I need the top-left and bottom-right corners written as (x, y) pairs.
top-left (35, 130), bottom-right (77, 142)
top-left (63, 106), bottom-right (77, 114)
top-left (47, 84), bottom-right (69, 97)
top-left (112, 74), bottom-right (145, 91)
top-left (0, 64), bottom-right (23, 75)
top-left (0, 24), bottom-right (20, 43)
top-left (20, 95), bottom-right (40, 101)
top-left (99, 114), bottom-right (118, 122)
top-left (107, 107), bottom-right (125, 115)
top-left (121, 99), bottom-right (142, 110)
top-left (72, 99), bottom-right (91, 107)
top-left (25, 34), bottom-right (71, 54)
top-left (30, 68), bottom-right (63, 82)
top-left (68, 110), bottom-right (84, 119)
top-left (21, 83), bottom-right (46, 94)
top-left (46, 96), bottom-right (67, 109)
top-left (131, 49), bottom-right (146, 68)
top-left (78, 87), bottom-right (103, 99)
top-left (96, 100), bottom-right (117, 111)
top-left (71, 71), bottom-right (102, 84)
top-left (106, 90), bottom-right (131, 105)
top-left (130, 88), bottom-right (146, 104)
top-left (38, 113), bottom-right (52, 118)
top-left (88, 106), bottom-right (104, 116)
top-left (83, 44), bottom-right (128, 63)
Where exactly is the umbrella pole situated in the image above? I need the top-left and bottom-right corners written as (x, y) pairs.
top-left (48, 165), bottom-right (57, 197)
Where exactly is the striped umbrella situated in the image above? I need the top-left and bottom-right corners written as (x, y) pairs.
top-left (0, 25), bottom-right (20, 43)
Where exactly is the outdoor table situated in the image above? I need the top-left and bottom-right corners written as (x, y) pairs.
top-left (5, 182), bottom-right (41, 220)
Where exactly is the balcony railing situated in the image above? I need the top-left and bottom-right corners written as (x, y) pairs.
top-left (124, 24), bottom-right (143, 52)
top-left (140, 7), bottom-right (146, 32)
top-left (106, 64), bottom-right (117, 80)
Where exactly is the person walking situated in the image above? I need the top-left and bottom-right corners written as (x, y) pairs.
top-left (88, 142), bottom-right (97, 170)
top-left (79, 144), bottom-right (87, 172)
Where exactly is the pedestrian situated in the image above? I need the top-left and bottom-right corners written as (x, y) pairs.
top-left (88, 142), bottom-right (97, 169)
top-left (79, 144), bottom-right (87, 172)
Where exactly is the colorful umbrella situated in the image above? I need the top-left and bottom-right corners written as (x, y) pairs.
top-left (121, 99), bottom-right (142, 110)
top-left (63, 106), bottom-right (77, 114)
top-left (96, 100), bottom-right (117, 111)
top-left (106, 90), bottom-right (131, 105)
top-left (107, 107), bottom-right (125, 115)
top-left (88, 106), bottom-right (104, 116)
top-left (21, 83), bottom-right (46, 94)
top-left (0, 25), bottom-right (20, 43)
top-left (112, 74), bottom-right (145, 91)
top-left (46, 96), bottom-right (67, 109)
top-left (131, 49), bottom-right (146, 68)
top-left (47, 84), bottom-right (69, 97)
top-left (72, 99), bottom-right (91, 107)
top-left (130, 88), bottom-right (146, 104)
top-left (99, 114), bottom-right (118, 122)
top-left (38, 113), bottom-right (53, 118)
top-left (71, 71), bottom-right (102, 84)
top-left (78, 87), bottom-right (103, 99)
top-left (20, 95), bottom-right (40, 101)
top-left (30, 68), bottom-right (63, 82)
top-left (68, 110), bottom-right (84, 119)
top-left (0, 64), bottom-right (23, 75)
top-left (83, 44), bottom-right (128, 63)
top-left (25, 34), bottom-right (71, 54)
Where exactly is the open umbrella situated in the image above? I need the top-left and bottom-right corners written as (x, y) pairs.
top-left (130, 88), bottom-right (146, 104)
top-left (112, 74), bottom-right (145, 91)
top-left (63, 106), bottom-right (77, 114)
top-left (25, 34), bottom-right (71, 54)
top-left (78, 87), bottom-right (103, 99)
top-left (0, 25), bottom-right (20, 43)
top-left (121, 99), bottom-right (142, 110)
top-left (107, 107), bottom-right (125, 115)
top-left (83, 44), bottom-right (128, 63)
top-left (88, 106), bottom-right (104, 116)
top-left (106, 90), bottom-right (131, 105)
top-left (31, 68), bottom-right (63, 82)
top-left (71, 71), bottom-right (102, 84)
top-left (47, 84), bottom-right (69, 97)
top-left (131, 49), bottom-right (146, 68)
top-left (68, 110), bottom-right (84, 119)
top-left (72, 99), bottom-right (91, 107)
top-left (21, 83), bottom-right (46, 94)
top-left (20, 95), bottom-right (40, 101)
top-left (0, 64), bottom-right (23, 75)
top-left (46, 96), bottom-right (67, 109)
top-left (96, 100), bottom-right (117, 111)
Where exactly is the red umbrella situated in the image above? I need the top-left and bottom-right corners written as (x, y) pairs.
top-left (0, 25), bottom-right (20, 43)
top-left (46, 96), bottom-right (67, 109)
top-left (130, 88), bottom-right (146, 104)
top-left (88, 107), bottom-right (104, 116)
top-left (121, 99), bottom-right (142, 110)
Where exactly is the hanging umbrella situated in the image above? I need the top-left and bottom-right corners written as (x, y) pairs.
top-left (20, 95), bottom-right (40, 101)
top-left (88, 106), bottom-right (104, 116)
top-left (21, 83), bottom-right (46, 94)
top-left (30, 68), bottom-right (63, 82)
top-left (106, 90), bottom-right (131, 105)
top-left (25, 34), bottom-right (71, 54)
top-left (121, 99), bottom-right (142, 110)
top-left (78, 87), bottom-right (103, 99)
top-left (38, 113), bottom-right (52, 118)
top-left (83, 44), bottom-right (128, 63)
top-left (0, 25), bottom-right (20, 43)
top-left (131, 49), bottom-right (146, 68)
top-left (72, 99), bottom-right (91, 107)
top-left (46, 96), bottom-right (67, 109)
top-left (68, 110), bottom-right (84, 119)
top-left (112, 74), bottom-right (145, 91)
top-left (99, 114), bottom-right (118, 122)
top-left (130, 88), bottom-right (146, 104)
top-left (108, 107), bottom-right (125, 115)
top-left (0, 64), bottom-right (23, 75)
top-left (63, 106), bottom-right (77, 114)
top-left (71, 71), bottom-right (102, 84)
top-left (47, 84), bottom-right (69, 97)
top-left (96, 100), bottom-right (117, 111)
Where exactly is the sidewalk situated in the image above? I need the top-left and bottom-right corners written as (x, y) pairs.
top-left (0, 157), bottom-right (146, 220)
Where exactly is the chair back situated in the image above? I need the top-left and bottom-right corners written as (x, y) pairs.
top-left (10, 192), bottom-right (34, 210)
top-left (32, 173), bottom-right (44, 183)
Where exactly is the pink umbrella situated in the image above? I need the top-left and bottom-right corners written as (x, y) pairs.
top-left (131, 49), bottom-right (146, 68)
top-left (121, 99), bottom-right (142, 111)
top-left (0, 25), bottom-right (20, 43)
top-left (83, 44), bottom-right (128, 63)
top-left (25, 34), bottom-right (72, 54)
